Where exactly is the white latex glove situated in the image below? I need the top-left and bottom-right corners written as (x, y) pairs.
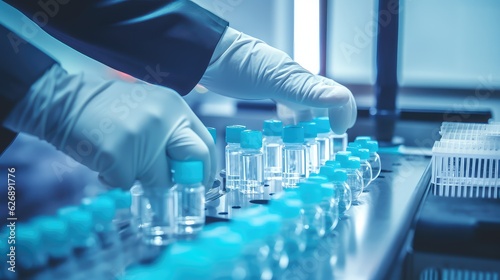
top-left (200, 27), bottom-right (357, 134)
top-left (3, 65), bottom-right (217, 196)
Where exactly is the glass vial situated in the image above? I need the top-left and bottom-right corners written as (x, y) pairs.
top-left (343, 156), bottom-right (364, 202)
top-left (366, 140), bottom-right (382, 179)
top-left (172, 160), bottom-right (206, 237)
top-left (262, 120), bottom-right (283, 181)
top-left (299, 121), bottom-right (320, 175)
top-left (282, 125), bottom-right (307, 188)
top-left (225, 125), bottom-right (247, 189)
top-left (240, 130), bottom-right (265, 194)
top-left (313, 117), bottom-right (332, 165)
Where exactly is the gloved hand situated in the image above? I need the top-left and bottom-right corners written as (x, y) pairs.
top-left (200, 27), bottom-right (357, 134)
top-left (3, 65), bottom-right (217, 196)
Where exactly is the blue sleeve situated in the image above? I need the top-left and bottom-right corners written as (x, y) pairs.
top-left (4, 0), bottom-right (228, 95)
top-left (0, 24), bottom-right (57, 153)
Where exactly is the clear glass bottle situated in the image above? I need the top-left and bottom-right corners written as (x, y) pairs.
top-left (343, 156), bottom-right (364, 203)
top-left (296, 181), bottom-right (326, 249)
top-left (232, 216), bottom-right (272, 280)
top-left (16, 224), bottom-right (48, 280)
top-left (307, 171), bottom-right (339, 233)
top-left (313, 117), bottom-right (332, 165)
top-left (366, 140), bottom-right (382, 180)
top-left (299, 121), bottom-right (320, 175)
top-left (262, 120), bottom-right (283, 181)
top-left (225, 125), bottom-right (247, 189)
top-left (198, 225), bottom-right (247, 280)
top-left (172, 160), bottom-right (206, 236)
top-left (35, 217), bottom-right (78, 279)
top-left (282, 125), bottom-right (307, 188)
top-left (58, 209), bottom-right (103, 278)
top-left (240, 130), bottom-right (265, 194)
top-left (84, 196), bottom-right (125, 275)
top-left (269, 191), bottom-right (306, 263)
top-left (331, 169), bottom-right (352, 217)
top-left (355, 148), bottom-right (373, 189)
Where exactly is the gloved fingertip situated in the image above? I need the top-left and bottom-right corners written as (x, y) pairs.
top-left (317, 85), bottom-right (351, 107)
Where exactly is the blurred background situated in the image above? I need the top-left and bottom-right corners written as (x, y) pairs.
top-left (0, 0), bottom-right (499, 220)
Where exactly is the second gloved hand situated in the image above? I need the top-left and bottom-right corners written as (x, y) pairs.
top-left (200, 27), bottom-right (356, 134)
top-left (3, 65), bottom-right (217, 195)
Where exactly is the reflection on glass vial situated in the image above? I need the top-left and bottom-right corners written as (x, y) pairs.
top-left (263, 120), bottom-right (284, 181)
top-left (225, 125), bottom-right (247, 189)
top-left (172, 161), bottom-right (205, 236)
top-left (240, 130), bottom-right (264, 194)
top-left (282, 126), bottom-right (307, 188)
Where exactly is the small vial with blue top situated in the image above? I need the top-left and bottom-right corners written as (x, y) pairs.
top-left (313, 117), bottom-right (332, 165)
top-left (269, 192), bottom-right (306, 261)
top-left (240, 130), bottom-right (265, 194)
top-left (282, 125), bottom-right (307, 188)
top-left (16, 224), bottom-right (48, 279)
top-left (354, 148), bottom-right (373, 189)
top-left (313, 167), bottom-right (340, 231)
top-left (58, 208), bottom-right (103, 278)
top-left (299, 121), bottom-right (320, 175)
top-left (343, 156), bottom-right (364, 202)
top-left (198, 225), bottom-right (247, 280)
top-left (296, 181), bottom-right (326, 249)
top-left (262, 120), bottom-right (283, 181)
top-left (316, 117), bottom-right (348, 160)
top-left (172, 160), bottom-right (205, 236)
top-left (225, 125), bottom-right (247, 189)
top-left (35, 217), bottom-right (78, 279)
top-left (366, 140), bottom-right (382, 179)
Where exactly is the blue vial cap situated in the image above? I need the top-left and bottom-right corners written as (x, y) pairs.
top-left (269, 196), bottom-right (303, 219)
top-left (345, 156), bottom-right (361, 169)
top-left (57, 205), bottom-right (79, 218)
top-left (103, 189), bottom-right (132, 209)
top-left (261, 213), bottom-right (283, 236)
top-left (240, 130), bottom-right (263, 149)
top-left (313, 117), bottom-right (331, 133)
top-left (333, 169), bottom-right (348, 182)
top-left (297, 181), bottom-right (323, 204)
top-left (263, 119), bottom-right (283, 136)
top-left (225, 125), bottom-right (246, 143)
top-left (348, 142), bottom-right (362, 148)
top-left (365, 140), bottom-right (379, 152)
top-left (84, 196), bottom-right (116, 225)
top-left (356, 148), bottom-right (370, 160)
top-left (355, 136), bottom-right (372, 145)
top-left (307, 174), bottom-right (329, 183)
top-left (172, 160), bottom-right (204, 184)
top-left (64, 210), bottom-right (93, 246)
top-left (16, 224), bottom-right (41, 258)
top-left (325, 160), bottom-right (341, 169)
top-left (36, 217), bottom-right (70, 258)
top-left (346, 146), bottom-right (359, 154)
top-left (298, 121), bottom-right (318, 138)
top-left (167, 243), bottom-right (212, 279)
top-left (199, 225), bottom-right (243, 260)
top-left (207, 127), bottom-right (216, 144)
top-left (335, 151), bottom-right (352, 164)
top-left (282, 125), bottom-right (304, 143)
top-left (319, 165), bottom-right (336, 181)
top-left (320, 183), bottom-right (336, 198)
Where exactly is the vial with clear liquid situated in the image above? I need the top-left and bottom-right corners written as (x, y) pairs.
top-left (307, 172), bottom-right (339, 232)
top-left (366, 140), bottom-right (382, 179)
top-left (282, 125), bottom-right (307, 188)
top-left (299, 121), bottom-right (320, 175)
top-left (58, 208), bottom-right (103, 278)
top-left (354, 148), bottom-right (373, 189)
top-left (331, 169), bottom-right (352, 217)
top-left (313, 117), bottom-right (332, 165)
top-left (172, 160), bottom-right (206, 236)
top-left (296, 181), bottom-right (326, 249)
top-left (263, 120), bottom-right (283, 181)
top-left (225, 125), bottom-right (247, 189)
top-left (240, 130), bottom-right (265, 194)
top-left (343, 156), bottom-right (364, 202)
